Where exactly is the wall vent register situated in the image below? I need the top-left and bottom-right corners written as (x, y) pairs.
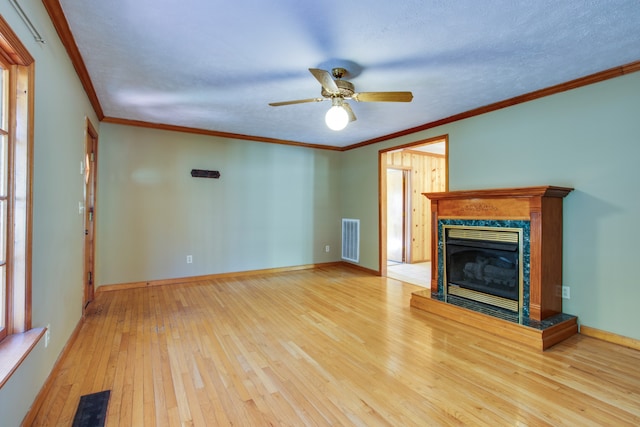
top-left (341, 218), bottom-right (360, 263)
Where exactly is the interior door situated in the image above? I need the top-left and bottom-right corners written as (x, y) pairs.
top-left (387, 168), bottom-right (409, 263)
top-left (83, 120), bottom-right (98, 312)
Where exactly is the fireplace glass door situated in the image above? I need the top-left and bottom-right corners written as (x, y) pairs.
top-left (444, 227), bottom-right (522, 312)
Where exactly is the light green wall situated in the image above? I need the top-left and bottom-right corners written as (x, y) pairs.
top-left (0, 2), bottom-right (100, 426)
top-left (341, 72), bottom-right (640, 341)
top-left (96, 124), bottom-right (342, 286)
top-left (340, 145), bottom-right (381, 268)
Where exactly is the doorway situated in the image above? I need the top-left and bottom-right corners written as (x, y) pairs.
top-left (380, 136), bottom-right (448, 287)
top-left (83, 119), bottom-right (98, 312)
top-left (387, 168), bottom-right (410, 263)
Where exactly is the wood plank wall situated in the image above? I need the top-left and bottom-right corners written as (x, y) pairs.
top-left (387, 150), bottom-right (446, 263)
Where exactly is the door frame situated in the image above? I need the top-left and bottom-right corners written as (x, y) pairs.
top-left (83, 118), bottom-right (98, 312)
top-left (379, 135), bottom-right (449, 277)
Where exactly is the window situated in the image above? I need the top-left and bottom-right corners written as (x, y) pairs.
top-left (0, 59), bottom-right (8, 341)
top-left (0, 16), bottom-right (34, 343)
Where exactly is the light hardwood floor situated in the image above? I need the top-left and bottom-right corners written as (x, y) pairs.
top-left (29, 265), bottom-right (640, 426)
top-left (386, 262), bottom-right (430, 288)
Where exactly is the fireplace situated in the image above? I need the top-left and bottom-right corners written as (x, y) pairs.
top-left (444, 226), bottom-right (522, 313)
top-left (410, 186), bottom-right (578, 350)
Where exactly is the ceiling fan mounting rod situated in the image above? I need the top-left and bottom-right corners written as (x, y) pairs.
top-left (331, 67), bottom-right (348, 79)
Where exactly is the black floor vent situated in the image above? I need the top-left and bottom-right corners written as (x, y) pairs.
top-left (72, 390), bottom-right (111, 427)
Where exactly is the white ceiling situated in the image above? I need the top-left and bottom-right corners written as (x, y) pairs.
top-left (57, 0), bottom-right (640, 148)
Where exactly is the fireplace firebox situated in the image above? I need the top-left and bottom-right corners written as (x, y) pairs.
top-left (444, 227), bottom-right (523, 313)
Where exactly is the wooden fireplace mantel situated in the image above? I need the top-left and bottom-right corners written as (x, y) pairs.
top-left (423, 185), bottom-right (573, 321)
top-left (424, 185), bottom-right (574, 200)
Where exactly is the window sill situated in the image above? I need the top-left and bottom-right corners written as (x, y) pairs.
top-left (0, 328), bottom-right (45, 389)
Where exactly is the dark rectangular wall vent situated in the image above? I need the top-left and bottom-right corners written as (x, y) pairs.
top-left (191, 169), bottom-right (220, 179)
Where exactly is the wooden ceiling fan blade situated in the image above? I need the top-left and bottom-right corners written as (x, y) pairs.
top-left (343, 102), bottom-right (357, 122)
top-left (269, 97), bottom-right (324, 106)
top-left (309, 68), bottom-right (339, 94)
top-left (353, 91), bottom-right (413, 102)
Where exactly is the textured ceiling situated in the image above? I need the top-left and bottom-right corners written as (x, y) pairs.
top-left (57, 0), bottom-right (640, 148)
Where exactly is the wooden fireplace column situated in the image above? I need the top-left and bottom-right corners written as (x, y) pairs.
top-left (423, 186), bottom-right (573, 321)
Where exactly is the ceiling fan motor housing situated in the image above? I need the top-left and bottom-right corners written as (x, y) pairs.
top-left (321, 79), bottom-right (355, 98)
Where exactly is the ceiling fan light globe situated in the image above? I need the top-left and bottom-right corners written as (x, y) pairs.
top-left (325, 105), bottom-right (349, 131)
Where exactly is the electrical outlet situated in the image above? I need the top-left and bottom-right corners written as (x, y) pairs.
top-left (325, 245), bottom-right (330, 252)
top-left (562, 286), bottom-right (570, 299)
top-left (186, 255), bottom-right (193, 264)
top-left (45, 324), bottom-right (51, 348)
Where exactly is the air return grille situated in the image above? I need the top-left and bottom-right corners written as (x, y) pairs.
top-left (341, 219), bottom-right (360, 263)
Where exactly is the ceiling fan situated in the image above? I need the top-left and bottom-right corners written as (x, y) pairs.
top-left (269, 67), bottom-right (413, 131)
